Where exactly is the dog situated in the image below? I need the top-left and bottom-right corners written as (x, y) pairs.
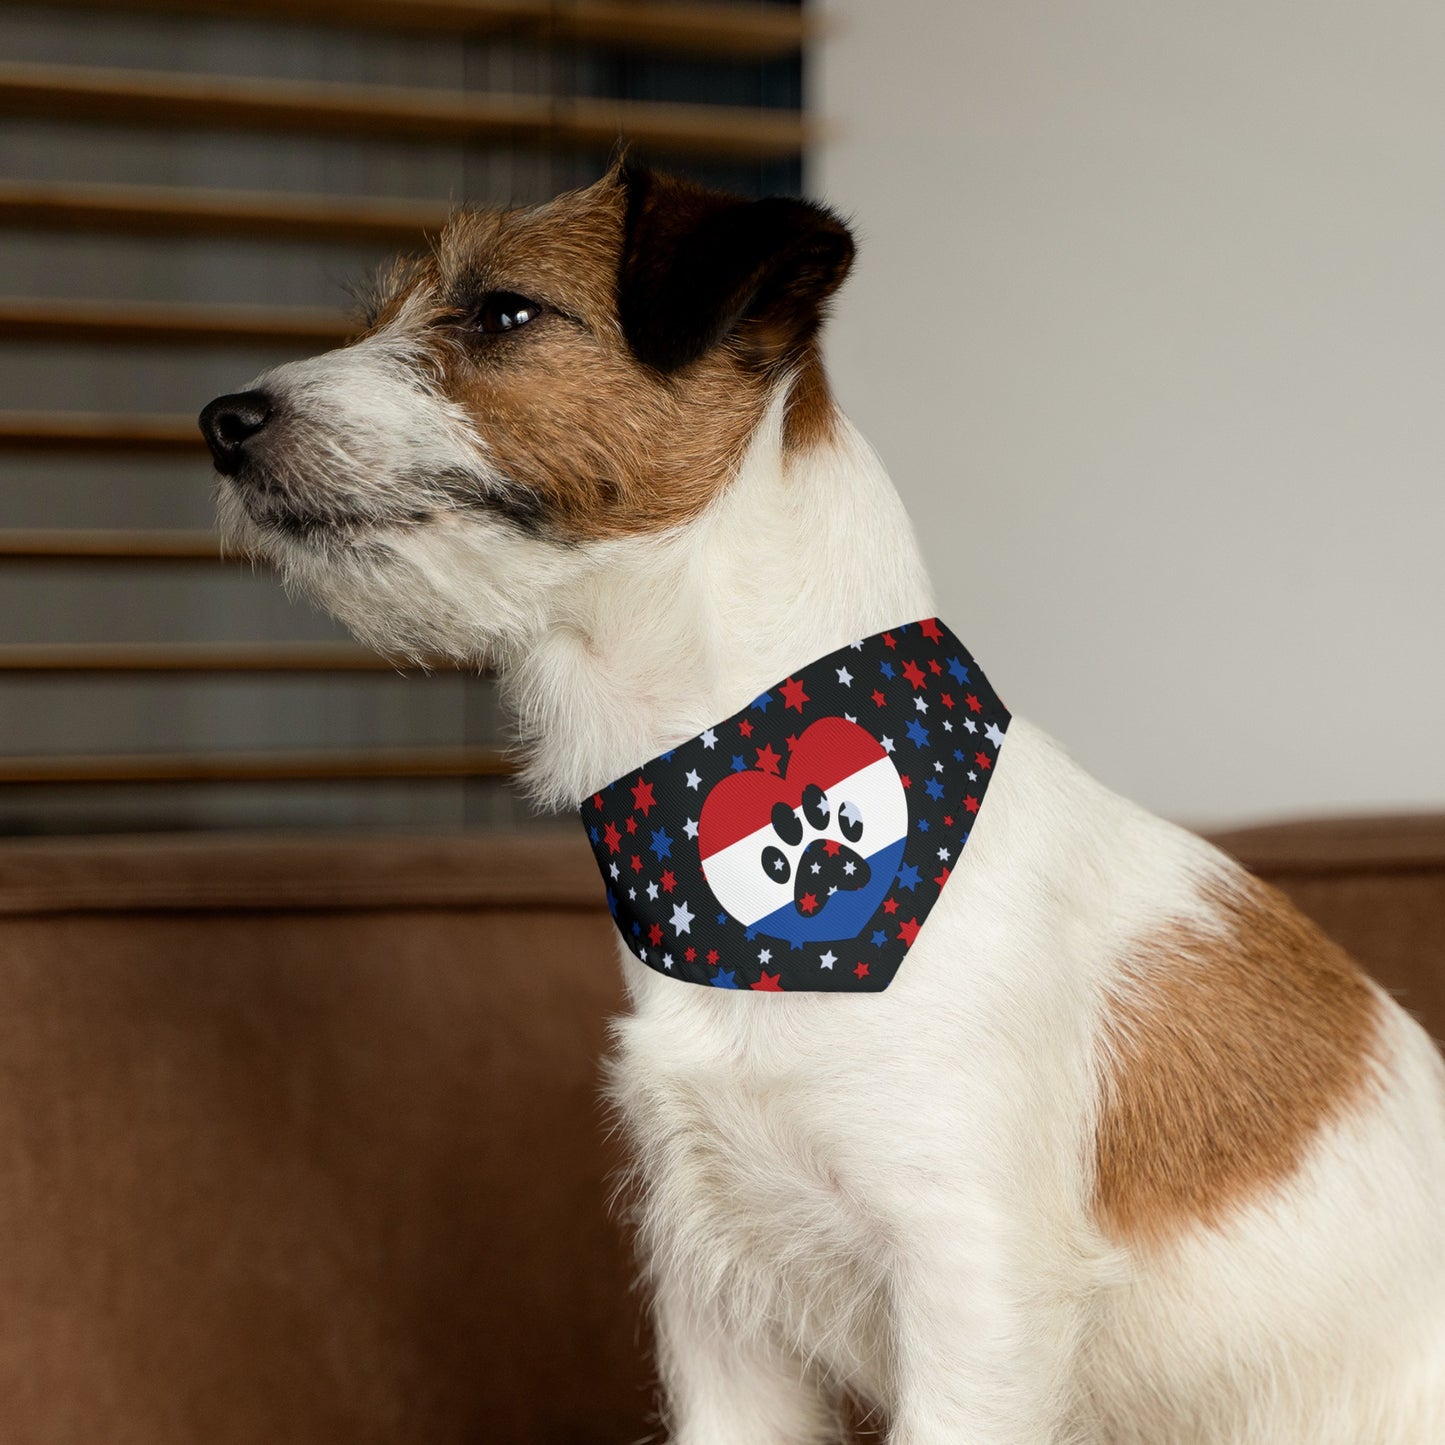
top-left (200, 161), bottom-right (1445, 1444)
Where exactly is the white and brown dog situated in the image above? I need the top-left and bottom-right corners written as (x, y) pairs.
top-left (201, 163), bottom-right (1445, 1444)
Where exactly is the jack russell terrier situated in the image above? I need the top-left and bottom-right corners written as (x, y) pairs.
top-left (200, 162), bottom-right (1445, 1444)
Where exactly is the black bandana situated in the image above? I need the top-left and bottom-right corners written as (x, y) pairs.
top-left (581, 620), bottom-right (1009, 992)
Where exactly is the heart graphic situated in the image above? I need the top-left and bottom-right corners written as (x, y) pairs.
top-left (698, 716), bottom-right (908, 945)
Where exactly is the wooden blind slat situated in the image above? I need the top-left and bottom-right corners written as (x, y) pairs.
top-left (0, 529), bottom-right (222, 560)
top-left (0, 745), bottom-right (513, 784)
top-left (0, 61), bottom-right (813, 161)
top-left (0, 0), bottom-right (810, 59)
top-left (0, 412), bottom-right (200, 452)
top-left (0, 643), bottom-right (412, 672)
top-left (0, 180), bottom-right (448, 245)
top-left (0, 297), bottom-right (352, 348)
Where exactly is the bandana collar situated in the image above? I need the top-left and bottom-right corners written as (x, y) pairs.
top-left (580, 620), bottom-right (1009, 992)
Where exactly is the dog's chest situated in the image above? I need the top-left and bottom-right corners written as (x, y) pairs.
top-left (612, 1001), bottom-right (893, 1388)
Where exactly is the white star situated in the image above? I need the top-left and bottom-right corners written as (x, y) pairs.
top-left (914, 696), bottom-right (929, 713)
top-left (843, 861), bottom-right (856, 875)
top-left (968, 770), bottom-right (977, 781)
top-left (670, 901), bottom-right (695, 935)
top-left (701, 728), bottom-right (717, 749)
top-left (685, 769), bottom-right (701, 789)
top-left (933, 761), bottom-right (944, 771)
top-left (827, 885), bottom-right (838, 895)
top-left (663, 953), bottom-right (674, 969)
top-left (774, 857), bottom-right (788, 873)
top-left (943, 719), bottom-right (953, 732)
top-left (985, 722), bottom-right (1006, 748)
top-left (836, 666), bottom-right (853, 686)
top-left (964, 718), bottom-right (977, 733)
top-left (684, 817), bottom-right (699, 839)
top-left (880, 735), bottom-right (895, 753)
top-left (819, 950), bottom-right (837, 969)
top-left (937, 847), bottom-right (950, 861)
top-left (811, 861), bottom-right (821, 874)
top-left (845, 712), bottom-right (857, 723)
top-left (628, 888), bottom-right (636, 899)
top-left (609, 862), bottom-right (619, 879)
top-left (759, 948), bottom-right (772, 964)
top-left (646, 881), bottom-right (659, 901)
top-left (840, 801), bottom-right (862, 827)
top-left (850, 640), bottom-right (864, 650)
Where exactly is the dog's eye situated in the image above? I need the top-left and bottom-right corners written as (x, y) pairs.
top-left (471, 291), bottom-right (543, 335)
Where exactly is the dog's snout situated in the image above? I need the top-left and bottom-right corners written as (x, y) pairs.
top-left (199, 390), bottom-right (273, 475)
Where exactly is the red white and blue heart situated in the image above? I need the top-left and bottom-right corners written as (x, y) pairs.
top-left (698, 716), bottom-right (907, 945)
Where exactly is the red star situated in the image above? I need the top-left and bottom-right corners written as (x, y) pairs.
top-left (920, 618), bottom-right (943, 643)
top-left (755, 742), bottom-right (782, 775)
top-left (853, 961), bottom-right (870, 979)
top-left (882, 632), bottom-right (897, 649)
top-left (943, 814), bottom-right (954, 827)
top-left (940, 692), bottom-right (955, 710)
top-left (871, 689), bottom-right (887, 707)
top-left (974, 752), bottom-right (992, 770)
top-left (631, 776), bottom-right (656, 815)
top-left (592, 793), bottom-right (604, 810)
top-left (684, 946), bottom-right (696, 962)
top-left (648, 922), bottom-right (664, 946)
top-left (882, 896), bottom-right (899, 915)
top-left (785, 733), bottom-right (800, 750)
top-left (738, 717), bottom-right (754, 738)
top-left (934, 867), bottom-right (951, 888)
top-left (630, 854), bottom-right (644, 872)
top-left (602, 821), bottom-right (622, 854)
top-left (751, 971), bottom-right (784, 992)
top-left (798, 891), bottom-right (819, 914)
top-left (660, 869), bottom-right (676, 893)
top-left (779, 676), bottom-right (810, 712)
top-left (928, 658), bottom-right (943, 675)
top-left (901, 659), bottom-right (927, 690)
top-left (823, 839), bottom-right (841, 857)
top-left (897, 917), bottom-right (922, 947)
top-left (965, 693), bottom-right (983, 714)
top-left (706, 949), bottom-right (720, 966)
top-left (625, 816), bottom-right (637, 835)
top-left (963, 795), bottom-right (980, 814)
top-left (900, 774), bottom-right (912, 790)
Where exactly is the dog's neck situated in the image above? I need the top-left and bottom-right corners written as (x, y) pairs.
top-left (505, 391), bottom-right (936, 810)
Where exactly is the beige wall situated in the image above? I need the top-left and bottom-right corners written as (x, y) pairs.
top-left (814, 0), bottom-right (1445, 827)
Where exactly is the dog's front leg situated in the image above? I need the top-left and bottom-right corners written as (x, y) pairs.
top-left (653, 1272), bottom-right (844, 1445)
top-left (882, 1195), bottom-right (1090, 1445)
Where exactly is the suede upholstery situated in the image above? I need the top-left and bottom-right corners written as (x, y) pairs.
top-left (0, 818), bottom-right (1439, 1443)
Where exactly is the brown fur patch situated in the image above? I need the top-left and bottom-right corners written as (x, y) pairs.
top-left (782, 343), bottom-right (840, 454)
top-left (1094, 872), bottom-right (1382, 1246)
top-left (364, 176), bottom-right (777, 541)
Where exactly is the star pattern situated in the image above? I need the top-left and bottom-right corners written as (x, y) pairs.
top-left (580, 620), bottom-right (1009, 993)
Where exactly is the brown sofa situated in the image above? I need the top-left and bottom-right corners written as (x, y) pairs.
top-left (0, 817), bottom-right (1440, 1443)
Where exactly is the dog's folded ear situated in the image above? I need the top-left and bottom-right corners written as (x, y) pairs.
top-left (617, 161), bottom-right (855, 375)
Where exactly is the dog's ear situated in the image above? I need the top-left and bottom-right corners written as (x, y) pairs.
top-left (616, 162), bottom-right (855, 375)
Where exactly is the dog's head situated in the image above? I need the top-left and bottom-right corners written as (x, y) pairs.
top-left (200, 162), bottom-right (854, 662)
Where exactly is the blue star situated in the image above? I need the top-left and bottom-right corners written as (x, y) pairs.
top-left (906, 719), bottom-right (930, 749)
top-left (947, 656), bottom-right (971, 685)
top-left (606, 890), bottom-right (618, 917)
top-left (870, 930), bottom-right (888, 947)
top-left (916, 818), bottom-right (931, 832)
top-left (716, 913), bottom-right (728, 926)
top-left (649, 827), bottom-right (674, 861)
top-left (954, 748), bottom-right (966, 762)
top-left (744, 926), bottom-right (757, 941)
top-left (752, 692), bottom-right (773, 712)
top-left (731, 754), bottom-right (746, 772)
top-left (589, 825), bottom-right (600, 842)
top-left (925, 778), bottom-right (945, 801)
top-left (790, 938), bottom-right (804, 950)
top-left (632, 921), bottom-right (642, 936)
top-left (896, 863), bottom-right (922, 891)
top-left (879, 661), bottom-right (896, 680)
top-left (660, 750), bottom-right (675, 762)
top-left (711, 969), bottom-right (739, 989)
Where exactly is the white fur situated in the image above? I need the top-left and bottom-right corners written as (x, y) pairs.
top-left (221, 344), bottom-right (1445, 1444)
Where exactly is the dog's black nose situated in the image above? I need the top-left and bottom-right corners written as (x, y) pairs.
top-left (199, 390), bottom-right (273, 475)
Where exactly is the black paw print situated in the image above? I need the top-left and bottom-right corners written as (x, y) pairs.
top-left (760, 784), bottom-right (871, 916)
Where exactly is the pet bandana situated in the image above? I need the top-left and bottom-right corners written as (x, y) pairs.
top-left (581, 620), bottom-right (1009, 992)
